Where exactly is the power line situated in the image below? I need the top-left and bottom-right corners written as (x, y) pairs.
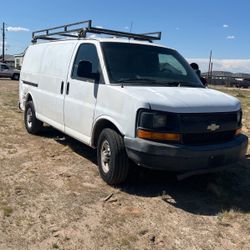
top-left (2, 22), bottom-right (5, 62)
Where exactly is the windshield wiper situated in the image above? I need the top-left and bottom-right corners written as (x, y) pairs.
top-left (115, 78), bottom-right (201, 87)
top-left (117, 78), bottom-right (156, 83)
top-left (158, 81), bottom-right (201, 87)
top-left (116, 78), bottom-right (182, 86)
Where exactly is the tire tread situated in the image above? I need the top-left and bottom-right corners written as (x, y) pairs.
top-left (24, 101), bottom-right (43, 134)
top-left (97, 128), bottom-right (129, 185)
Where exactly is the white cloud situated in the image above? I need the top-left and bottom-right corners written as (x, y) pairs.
top-left (6, 26), bottom-right (30, 32)
top-left (223, 24), bottom-right (229, 28)
top-left (187, 58), bottom-right (250, 74)
top-left (95, 26), bottom-right (103, 29)
top-left (226, 35), bottom-right (235, 39)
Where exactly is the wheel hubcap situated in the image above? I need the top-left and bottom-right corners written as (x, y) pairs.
top-left (101, 140), bottom-right (111, 173)
top-left (26, 108), bottom-right (33, 128)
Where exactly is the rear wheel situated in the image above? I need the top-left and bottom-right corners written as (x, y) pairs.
top-left (97, 128), bottom-right (129, 185)
top-left (24, 101), bottom-right (43, 134)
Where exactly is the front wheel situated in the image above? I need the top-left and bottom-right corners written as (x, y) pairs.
top-left (97, 128), bottom-right (129, 185)
top-left (24, 101), bottom-right (43, 134)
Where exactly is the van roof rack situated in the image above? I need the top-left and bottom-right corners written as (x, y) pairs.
top-left (32, 20), bottom-right (161, 43)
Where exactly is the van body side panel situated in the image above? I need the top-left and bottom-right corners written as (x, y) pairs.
top-left (19, 44), bottom-right (47, 112)
top-left (20, 42), bottom-right (77, 132)
top-left (37, 42), bottom-right (77, 131)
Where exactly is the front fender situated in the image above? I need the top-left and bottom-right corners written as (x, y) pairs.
top-left (91, 115), bottom-right (125, 147)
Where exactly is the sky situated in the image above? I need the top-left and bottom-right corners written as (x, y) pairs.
top-left (1, 0), bottom-right (250, 73)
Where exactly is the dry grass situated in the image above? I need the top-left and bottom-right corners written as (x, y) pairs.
top-left (0, 80), bottom-right (250, 250)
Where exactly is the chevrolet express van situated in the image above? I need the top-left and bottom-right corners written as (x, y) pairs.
top-left (19, 21), bottom-right (248, 184)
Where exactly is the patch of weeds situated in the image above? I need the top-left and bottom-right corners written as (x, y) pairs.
top-left (217, 208), bottom-right (241, 226)
top-left (8, 148), bottom-right (18, 154)
top-left (236, 92), bottom-right (246, 98)
top-left (138, 229), bottom-right (149, 236)
top-left (120, 235), bottom-right (138, 248)
top-left (2, 206), bottom-right (13, 217)
top-left (52, 243), bottom-right (59, 249)
top-left (120, 238), bottom-right (131, 248)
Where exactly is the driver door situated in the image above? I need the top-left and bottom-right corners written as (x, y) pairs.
top-left (64, 43), bottom-right (101, 145)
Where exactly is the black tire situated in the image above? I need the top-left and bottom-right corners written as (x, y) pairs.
top-left (24, 101), bottom-right (43, 134)
top-left (11, 74), bottom-right (20, 80)
top-left (97, 128), bottom-right (129, 185)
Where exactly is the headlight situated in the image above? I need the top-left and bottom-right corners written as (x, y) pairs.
top-left (137, 110), bottom-right (181, 142)
top-left (138, 111), bottom-right (168, 129)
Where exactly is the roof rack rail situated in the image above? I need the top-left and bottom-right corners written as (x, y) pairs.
top-left (32, 20), bottom-right (161, 43)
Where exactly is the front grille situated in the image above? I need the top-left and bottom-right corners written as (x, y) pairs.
top-left (179, 112), bottom-right (238, 134)
top-left (178, 112), bottom-right (239, 145)
top-left (180, 112), bottom-right (237, 123)
top-left (182, 130), bottom-right (235, 145)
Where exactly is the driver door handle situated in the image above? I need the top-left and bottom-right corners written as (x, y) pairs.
top-left (66, 82), bottom-right (70, 95)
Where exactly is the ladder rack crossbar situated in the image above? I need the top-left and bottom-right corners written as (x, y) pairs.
top-left (32, 20), bottom-right (161, 43)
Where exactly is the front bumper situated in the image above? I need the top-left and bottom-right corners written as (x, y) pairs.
top-left (124, 134), bottom-right (248, 172)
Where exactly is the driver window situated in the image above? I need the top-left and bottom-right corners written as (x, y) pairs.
top-left (72, 44), bottom-right (101, 82)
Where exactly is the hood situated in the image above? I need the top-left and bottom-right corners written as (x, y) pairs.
top-left (123, 86), bottom-right (240, 113)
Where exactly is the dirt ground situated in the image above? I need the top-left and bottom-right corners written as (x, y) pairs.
top-left (0, 79), bottom-right (250, 250)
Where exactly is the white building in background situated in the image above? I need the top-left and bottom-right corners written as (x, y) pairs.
top-left (14, 52), bottom-right (25, 69)
top-left (0, 54), bottom-right (15, 68)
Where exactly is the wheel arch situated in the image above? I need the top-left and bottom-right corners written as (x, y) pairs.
top-left (23, 92), bottom-right (39, 112)
top-left (25, 93), bottom-right (34, 105)
top-left (91, 117), bottom-right (125, 148)
top-left (19, 90), bottom-right (34, 111)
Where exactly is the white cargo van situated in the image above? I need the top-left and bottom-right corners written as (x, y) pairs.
top-left (19, 20), bottom-right (248, 184)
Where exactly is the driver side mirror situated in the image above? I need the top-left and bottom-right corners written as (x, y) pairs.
top-left (77, 60), bottom-right (100, 82)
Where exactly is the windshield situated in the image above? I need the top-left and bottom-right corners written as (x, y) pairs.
top-left (101, 42), bottom-right (204, 87)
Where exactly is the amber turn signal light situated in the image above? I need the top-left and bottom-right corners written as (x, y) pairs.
top-left (137, 129), bottom-right (181, 141)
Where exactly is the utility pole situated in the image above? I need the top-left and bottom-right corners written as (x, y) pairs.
top-left (210, 62), bottom-right (213, 85)
top-left (207, 50), bottom-right (212, 84)
top-left (2, 22), bottom-right (5, 62)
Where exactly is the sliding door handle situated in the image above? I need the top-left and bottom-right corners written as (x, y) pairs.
top-left (60, 81), bottom-right (64, 94)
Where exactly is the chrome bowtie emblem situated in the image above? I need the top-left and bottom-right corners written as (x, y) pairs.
top-left (207, 123), bottom-right (220, 131)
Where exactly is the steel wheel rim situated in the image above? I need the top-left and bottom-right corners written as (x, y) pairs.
top-left (26, 108), bottom-right (33, 128)
top-left (100, 140), bottom-right (111, 173)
